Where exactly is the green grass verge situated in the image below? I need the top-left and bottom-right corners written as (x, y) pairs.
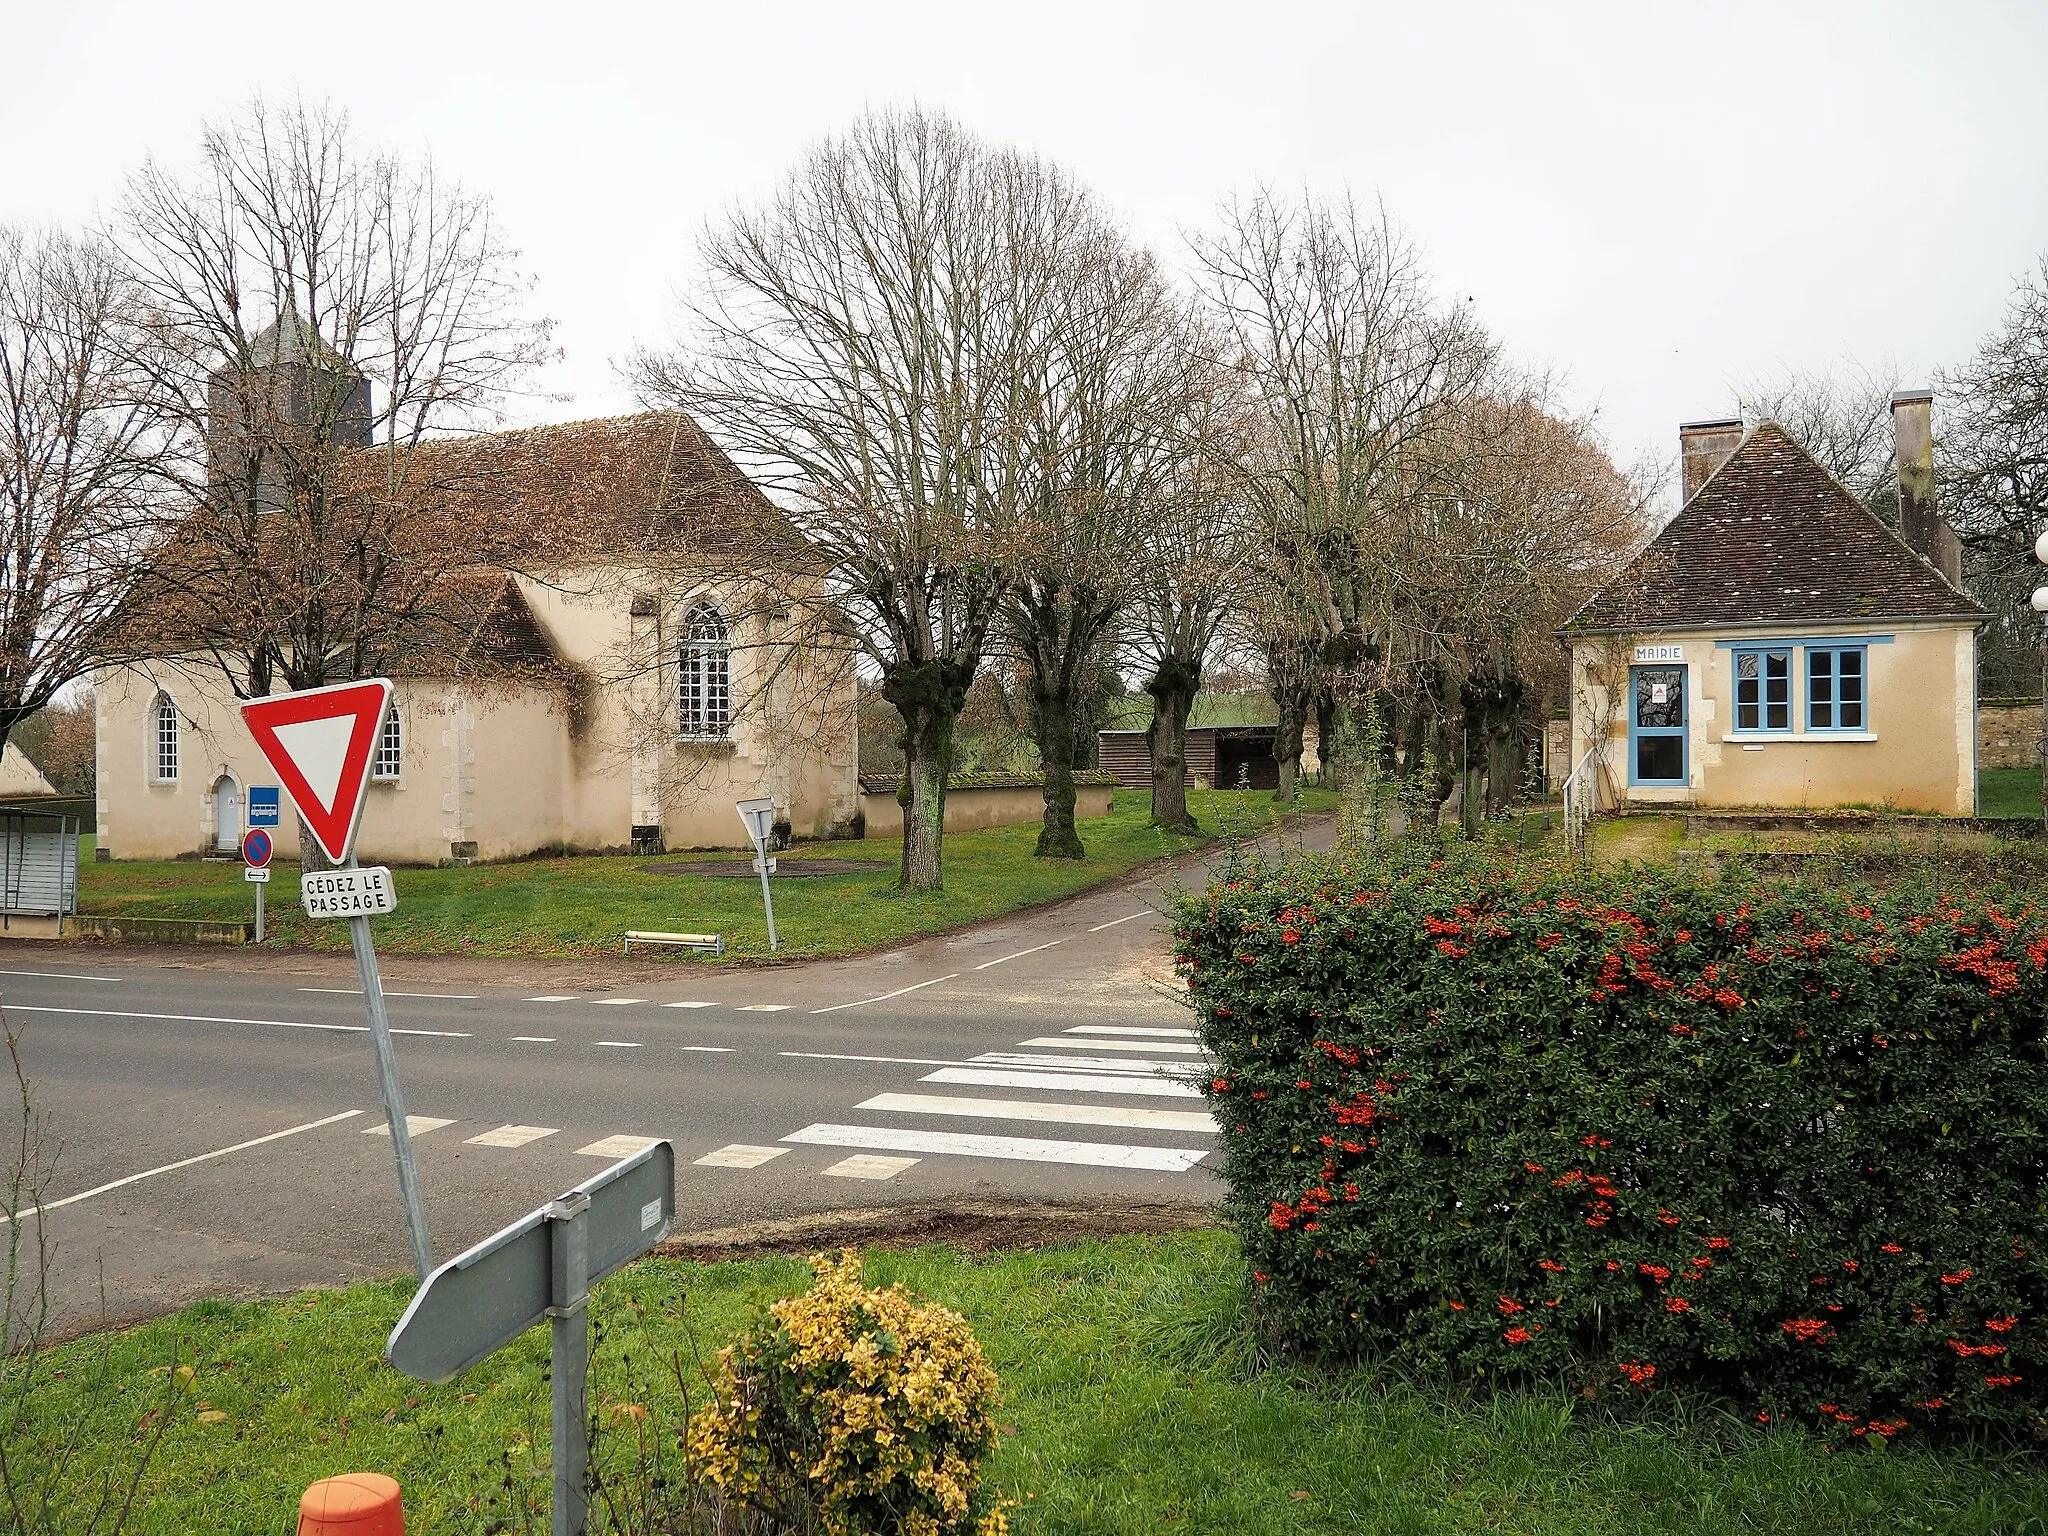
top-left (17, 1232), bottom-right (2044, 1534)
top-left (75, 789), bottom-right (1335, 960)
top-left (1978, 768), bottom-right (2041, 820)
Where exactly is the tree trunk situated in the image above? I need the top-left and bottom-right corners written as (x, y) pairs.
top-left (1272, 683), bottom-right (1309, 803)
top-left (1315, 691), bottom-right (1342, 791)
top-left (883, 658), bottom-right (975, 893)
top-left (1032, 684), bottom-right (1086, 859)
top-left (1145, 657), bottom-right (1200, 832)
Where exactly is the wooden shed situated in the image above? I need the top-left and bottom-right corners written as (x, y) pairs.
top-left (1096, 725), bottom-right (1281, 791)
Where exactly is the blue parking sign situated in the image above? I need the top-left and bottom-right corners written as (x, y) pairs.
top-left (248, 786), bottom-right (281, 827)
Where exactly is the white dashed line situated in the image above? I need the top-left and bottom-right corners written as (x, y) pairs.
top-left (0, 1110), bottom-right (364, 1224)
top-left (810, 975), bottom-right (958, 1015)
top-left (787, 1123), bottom-right (1208, 1171)
top-left (858, 1092), bottom-right (1217, 1133)
top-left (696, 1144), bottom-right (787, 1168)
top-left (781, 1051), bottom-right (973, 1067)
top-left (576, 1135), bottom-right (659, 1158)
top-left (819, 1153), bottom-right (919, 1180)
top-left (738, 1004), bottom-right (793, 1013)
top-left (682, 1045), bottom-right (736, 1052)
top-left (594, 1040), bottom-right (641, 1048)
top-left (364, 1116), bottom-right (456, 1138)
top-left (973, 942), bottom-right (1062, 970)
top-left (973, 1052), bottom-right (1193, 1076)
top-left (510, 1036), bottom-right (556, 1043)
top-left (526, 995), bottom-right (579, 1002)
top-left (1063, 1025), bottom-right (1200, 1038)
top-left (2, 1005), bottom-right (468, 1037)
top-left (466, 1125), bottom-right (558, 1148)
top-left (922, 1067), bottom-right (1203, 1099)
top-left (594, 998), bottom-right (647, 1006)
top-left (0, 968), bottom-right (123, 982)
top-left (1087, 912), bottom-right (1152, 932)
top-left (1015, 1036), bottom-right (1205, 1055)
top-left (300, 988), bottom-right (479, 1000)
top-left (663, 1001), bottom-right (717, 1009)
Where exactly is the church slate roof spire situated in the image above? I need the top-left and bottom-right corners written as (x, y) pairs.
top-left (1563, 421), bottom-right (1985, 634)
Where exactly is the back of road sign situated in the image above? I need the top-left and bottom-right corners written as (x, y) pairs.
top-left (386, 1140), bottom-right (675, 1382)
top-left (239, 680), bottom-right (393, 865)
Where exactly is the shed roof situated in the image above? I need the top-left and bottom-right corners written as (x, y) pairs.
top-left (1564, 422), bottom-right (1983, 634)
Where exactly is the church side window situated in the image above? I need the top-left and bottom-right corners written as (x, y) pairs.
top-left (373, 707), bottom-right (403, 780)
top-left (153, 694), bottom-right (179, 782)
top-left (679, 603), bottom-right (731, 740)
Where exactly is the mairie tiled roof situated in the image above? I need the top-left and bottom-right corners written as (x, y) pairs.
top-left (1564, 422), bottom-right (1984, 633)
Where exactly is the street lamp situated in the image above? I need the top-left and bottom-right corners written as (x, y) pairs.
top-left (2034, 531), bottom-right (2048, 829)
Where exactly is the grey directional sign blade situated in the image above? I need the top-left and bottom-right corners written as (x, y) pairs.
top-left (386, 1140), bottom-right (675, 1383)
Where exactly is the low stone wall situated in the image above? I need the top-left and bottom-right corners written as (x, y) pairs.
top-left (71, 914), bottom-right (253, 945)
top-left (1980, 699), bottom-right (2042, 771)
top-left (860, 782), bottom-right (1113, 838)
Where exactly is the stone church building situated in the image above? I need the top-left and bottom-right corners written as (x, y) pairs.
top-left (95, 406), bottom-right (859, 864)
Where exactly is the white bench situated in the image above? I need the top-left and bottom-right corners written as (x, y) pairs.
top-left (623, 930), bottom-right (724, 956)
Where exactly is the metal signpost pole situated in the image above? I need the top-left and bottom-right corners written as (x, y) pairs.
top-left (254, 876), bottom-right (265, 944)
top-left (547, 1191), bottom-right (592, 1536)
top-left (346, 850), bottom-right (433, 1281)
top-left (755, 852), bottom-right (779, 951)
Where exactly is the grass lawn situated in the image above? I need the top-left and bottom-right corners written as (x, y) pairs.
top-left (75, 789), bottom-right (1335, 960)
top-left (17, 1231), bottom-right (2045, 1534)
top-left (1979, 768), bottom-right (2041, 820)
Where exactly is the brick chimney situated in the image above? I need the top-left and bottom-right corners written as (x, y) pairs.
top-left (1890, 389), bottom-right (1963, 587)
top-left (1679, 418), bottom-right (1745, 504)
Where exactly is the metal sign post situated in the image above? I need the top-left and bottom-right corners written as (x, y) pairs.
top-left (239, 679), bottom-right (433, 1279)
top-left (388, 1140), bottom-right (675, 1536)
top-left (241, 827), bottom-right (272, 943)
top-left (735, 797), bottom-right (779, 951)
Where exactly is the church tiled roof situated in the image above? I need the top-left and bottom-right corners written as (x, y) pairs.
top-left (1564, 422), bottom-right (1984, 633)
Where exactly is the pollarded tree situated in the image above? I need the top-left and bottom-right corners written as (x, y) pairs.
top-left (636, 108), bottom-right (1095, 891)
top-left (0, 225), bottom-right (170, 759)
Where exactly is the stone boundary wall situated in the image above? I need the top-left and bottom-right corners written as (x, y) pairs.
top-left (1980, 699), bottom-right (2042, 771)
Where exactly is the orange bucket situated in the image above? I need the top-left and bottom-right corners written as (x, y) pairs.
top-left (298, 1473), bottom-right (404, 1534)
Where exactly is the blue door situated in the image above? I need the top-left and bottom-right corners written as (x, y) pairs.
top-left (1629, 666), bottom-right (1688, 786)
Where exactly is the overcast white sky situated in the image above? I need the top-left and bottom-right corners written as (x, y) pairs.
top-left (8, 0), bottom-right (2046, 506)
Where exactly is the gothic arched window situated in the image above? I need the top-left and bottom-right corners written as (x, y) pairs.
top-left (678, 603), bottom-right (731, 740)
top-left (153, 693), bottom-right (180, 782)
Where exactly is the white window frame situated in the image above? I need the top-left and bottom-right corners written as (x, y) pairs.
top-left (152, 694), bottom-right (179, 783)
top-left (372, 705), bottom-right (403, 781)
top-left (678, 602), bottom-right (732, 741)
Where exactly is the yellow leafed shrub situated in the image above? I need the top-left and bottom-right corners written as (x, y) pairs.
top-left (688, 1251), bottom-right (1009, 1536)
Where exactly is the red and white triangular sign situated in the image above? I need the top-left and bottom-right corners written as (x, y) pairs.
top-left (239, 679), bottom-right (393, 865)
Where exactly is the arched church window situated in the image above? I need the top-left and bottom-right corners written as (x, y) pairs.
top-left (678, 603), bottom-right (731, 740)
top-left (373, 705), bottom-right (403, 780)
top-left (153, 694), bottom-right (180, 782)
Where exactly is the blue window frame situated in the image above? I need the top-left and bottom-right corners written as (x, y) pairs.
top-left (1732, 648), bottom-right (1792, 733)
top-left (1807, 646), bottom-right (1867, 732)
top-left (1629, 665), bottom-right (1688, 785)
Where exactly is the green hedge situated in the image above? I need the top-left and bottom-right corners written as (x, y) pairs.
top-left (1175, 854), bottom-right (2048, 1442)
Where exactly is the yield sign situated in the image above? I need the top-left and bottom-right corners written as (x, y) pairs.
top-left (239, 679), bottom-right (393, 865)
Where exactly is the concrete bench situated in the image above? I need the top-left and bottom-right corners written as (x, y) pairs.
top-left (623, 930), bottom-right (724, 956)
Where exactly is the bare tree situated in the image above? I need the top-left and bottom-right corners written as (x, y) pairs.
top-left (115, 97), bottom-right (553, 700)
top-left (1190, 192), bottom-right (1496, 797)
top-left (0, 226), bottom-right (169, 761)
top-left (636, 108), bottom-right (1093, 890)
top-left (1738, 360), bottom-right (1902, 513)
top-left (999, 234), bottom-right (1194, 857)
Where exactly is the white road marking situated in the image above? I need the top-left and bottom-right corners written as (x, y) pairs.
top-left (695, 1144), bottom-right (787, 1169)
top-left (0, 968), bottom-right (123, 982)
top-left (2, 1005), bottom-right (469, 1037)
top-left (0, 1110), bottom-right (364, 1224)
top-left (510, 1036), bottom-right (556, 1043)
top-left (594, 998), bottom-right (646, 1006)
top-left (1016, 1036), bottom-right (1205, 1055)
top-left (1087, 912), bottom-right (1152, 932)
top-left (576, 1134), bottom-right (659, 1158)
top-left (1064, 1025), bottom-right (1200, 1038)
top-left (923, 1067), bottom-right (1203, 1099)
top-left (786, 1123), bottom-right (1209, 1172)
top-left (663, 1001), bottom-right (717, 1009)
top-left (299, 988), bottom-right (479, 1000)
top-left (857, 1092), bottom-right (1217, 1133)
top-left (973, 942), bottom-right (1061, 970)
top-left (682, 1045), bottom-right (735, 1052)
top-left (810, 975), bottom-right (959, 1014)
top-left (737, 1004), bottom-right (792, 1013)
top-left (527, 995), bottom-right (579, 1002)
top-left (365, 1116), bottom-right (455, 1137)
top-left (781, 1051), bottom-right (973, 1068)
top-left (466, 1124), bottom-right (558, 1148)
top-left (973, 1052), bottom-right (1195, 1076)
top-left (594, 1040), bottom-right (641, 1048)
top-left (819, 1153), bottom-right (919, 1181)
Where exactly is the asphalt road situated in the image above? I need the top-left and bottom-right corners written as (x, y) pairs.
top-left (2, 823), bottom-right (1327, 1331)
